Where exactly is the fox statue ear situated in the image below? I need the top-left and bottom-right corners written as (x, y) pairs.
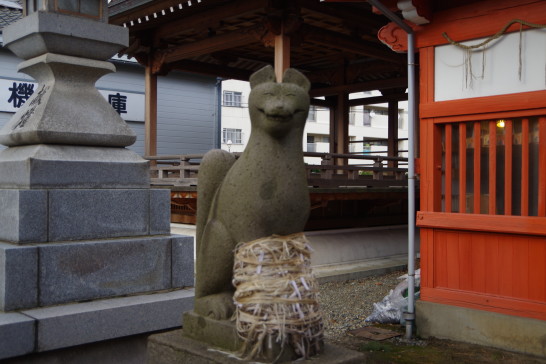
top-left (250, 65), bottom-right (276, 89)
top-left (283, 68), bottom-right (310, 93)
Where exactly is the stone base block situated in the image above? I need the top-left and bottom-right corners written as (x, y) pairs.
top-left (0, 187), bottom-right (170, 243)
top-left (182, 310), bottom-right (294, 362)
top-left (0, 313), bottom-right (35, 359)
top-left (0, 234), bottom-right (194, 310)
top-left (0, 289), bottom-right (194, 360)
top-left (0, 144), bottom-right (149, 189)
top-left (0, 189), bottom-right (47, 243)
top-left (147, 329), bottom-right (366, 364)
top-left (416, 300), bottom-right (546, 358)
top-left (0, 243), bottom-right (37, 311)
top-left (47, 188), bottom-right (168, 241)
top-left (182, 311), bottom-right (242, 352)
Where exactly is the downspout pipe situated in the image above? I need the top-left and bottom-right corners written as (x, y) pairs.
top-left (367, 0), bottom-right (417, 340)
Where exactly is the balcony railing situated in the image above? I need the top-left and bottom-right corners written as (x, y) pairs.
top-left (146, 152), bottom-right (410, 189)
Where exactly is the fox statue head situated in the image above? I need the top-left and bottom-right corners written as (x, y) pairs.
top-left (248, 65), bottom-right (311, 139)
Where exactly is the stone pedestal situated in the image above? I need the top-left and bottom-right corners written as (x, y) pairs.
top-left (146, 311), bottom-right (365, 364)
top-left (0, 8), bottom-right (195, 362)
top-left (147, 329), bottom-right (366, 364)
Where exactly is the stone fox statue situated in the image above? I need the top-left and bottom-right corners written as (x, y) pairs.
top-left (195, 65), bottom-right (311, 319)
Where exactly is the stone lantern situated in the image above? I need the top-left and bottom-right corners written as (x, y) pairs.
top-left (0, 0), bottom-right (134, 150)
top-left (0, 0), bottom-right (194, 358)
top-left (23, 0), bottom-right (107, 22)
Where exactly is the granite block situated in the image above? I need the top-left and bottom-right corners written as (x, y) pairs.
top-left (0, 145), bottom-right (149, 189)
top-left (0, 312), bottom-right (35, 359)
top-left (38, 237), bottom-right (172, 306)
top-left (171, 235), bottom-right (195, 288)
top-left (0, 189), bottom-right (47, 243)
top-left (23, 289), bottom-right (194, 352)
top-left (150, 189), bottom-right (171, 235)
top-left (4, 11), bottom-right (128, 60)
top-left (0, 243), bottom-right (38, 311)
top-left (48, 189), bottom-right (150, 241)
top-left (147, 330), bottom-right (366, 364)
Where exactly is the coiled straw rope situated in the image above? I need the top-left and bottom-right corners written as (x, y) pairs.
top-left (233, 233), bottom-right (323, 362)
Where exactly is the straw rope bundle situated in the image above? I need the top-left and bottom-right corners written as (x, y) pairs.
top-left (233, 232), bottom-right (324, 361)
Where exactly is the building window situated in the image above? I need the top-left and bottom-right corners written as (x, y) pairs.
top-left (222, 128), bottom-right (242, 144)
top-left (363, 109), bottom-right (371, 126)
top-left (223, 91), bottom-right (242, 107)
top-left (307, 106), bottom-right (317, 121)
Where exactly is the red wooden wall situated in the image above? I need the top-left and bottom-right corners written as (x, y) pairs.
top-left (416, 0), bottom-right (546, 321)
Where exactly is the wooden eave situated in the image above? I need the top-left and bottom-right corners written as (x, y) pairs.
top-left (108, 0), bottom-right (407, 93)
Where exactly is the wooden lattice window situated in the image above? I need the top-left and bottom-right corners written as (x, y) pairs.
top-left (439, 116), bottom-right (546, 216)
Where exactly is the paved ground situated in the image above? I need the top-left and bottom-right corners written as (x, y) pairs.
top-left (319, 269), bottom-right (546, 364)
top-left (172, 223), bottom-right (546, 363)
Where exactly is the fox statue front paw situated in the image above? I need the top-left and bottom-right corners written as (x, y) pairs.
top-left (194, 292), bottom-right (236, 320)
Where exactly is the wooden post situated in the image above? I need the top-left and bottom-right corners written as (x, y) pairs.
top-left (145, 63), bottom-right (158, 157)
top-left (274, 25), bottom-right (290, 82)
top-left (335, 92), bottom-right (349, 168)
top-left (387, 100), bottom-right (399, 168)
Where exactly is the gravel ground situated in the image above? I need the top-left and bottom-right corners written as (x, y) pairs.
top-left (317, 270), bottom-right (409, 349)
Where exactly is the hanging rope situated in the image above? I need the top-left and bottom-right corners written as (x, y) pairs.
top-left (442, 19), bottom-right (546, 88)
top-left (442, 19), bottom-right (546, 50)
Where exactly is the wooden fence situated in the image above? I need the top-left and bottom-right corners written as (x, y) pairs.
top-left (145, 152), bottom-right (410, 188)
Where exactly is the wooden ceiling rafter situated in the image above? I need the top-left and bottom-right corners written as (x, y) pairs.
top-left (310, 77), bottom-right (408, 97)
top-left (109, 0), bottom-right (217, 27)
top-left (153, 25), bottom-right (264, 73)
top-left (302, 24), bottom-right (404, 64)
top-left (110, 0), bottom-right (408, 95)
top-left (152, 0), bottom-right (268, 45)
top-left (170, 59), bottom-right (254, 80)
top-left (299, 0), bottom-right (384, 30)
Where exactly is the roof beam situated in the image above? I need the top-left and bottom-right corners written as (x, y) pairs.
top-left (153, 0), bottom-right (267, 43)
top-left (299, 0), bottom-right (385, 29)
top-left (310, 77), bottom-right (408, 97)
top-left (110, 0), bottom-right (200, 24)
top-left (302, 24), bottom-right (404, 64)
top-left (305, 60), bottom-right (404, 84)
top-left (157, 26), bottom-right (260, 66)
top-left (348, 93), bottom-right (408, 106)
top-left (170, 60), bottom-right (254, 81)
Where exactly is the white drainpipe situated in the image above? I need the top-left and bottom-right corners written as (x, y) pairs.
top-left (367, 0), bottom-right (417, 340)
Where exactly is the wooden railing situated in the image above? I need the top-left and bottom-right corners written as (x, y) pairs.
top-left (145, 152), bottom-right (409, 188)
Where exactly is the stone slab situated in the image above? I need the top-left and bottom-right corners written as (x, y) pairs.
top-left (147, 329), bottom-right (366, 364)
top-left (182, 311), bottom-right (242, 353)
top-left (172, 235), bottom-right (195, 288)
top-left (23, 289), bottom-right (194, 352)
top-left (48, 189), bottom-right (151, 241)
top-left (39, 237), bottom-right (172, 306)
top-left (0, 144), bottom-right (149, 189)
top-left (7, 334), bottom-right (149, 364)
top-left (0, 189), bottom-right (47, 243)
top-left (0, 312), bottom-right (35, 360)
top-left (3, 11), bottom-right (128, 61)
top-left (150, 189), bottom-right (171, 235)
top-left (0, 243), bottom-right (38, 311)
top-left (416, 300), bottom-right (546, 358)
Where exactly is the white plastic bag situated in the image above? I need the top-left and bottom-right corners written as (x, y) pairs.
top-left (365, 269), bottom-right (420, 324)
